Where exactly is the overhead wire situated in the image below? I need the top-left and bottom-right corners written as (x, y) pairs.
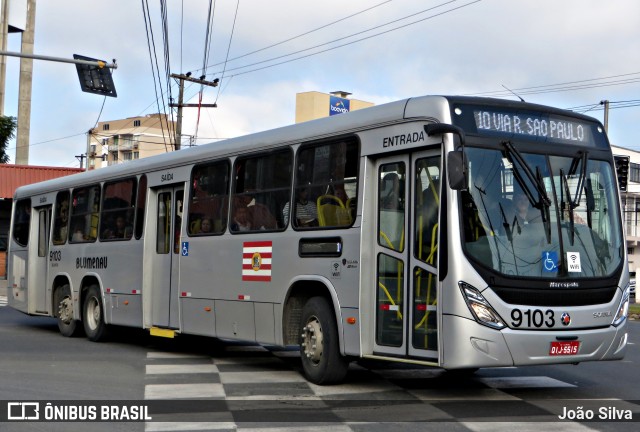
top-left (466, 72), bottom-right (640, 98)
top-left (193, 0), bottom-right (218, 146)
top-left (198, 0), bottom-right (394, 72)
top-left (136, 0), bottom-right (472, 126)
top-left (136, 0), bottom-right (393, 122)
top-left (160, 0), bottom-right (176, 148)
top-left (205, 0), bottom-right (471, 77)
top-left (214, 0), bottom-right (240, 105)
top-left (141, 0), bottom-right (171, 152)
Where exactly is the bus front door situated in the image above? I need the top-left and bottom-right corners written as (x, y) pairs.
top-left (373, 152), bottom-right (440, 361)
top-left (151, 187), bottom-right (184, 329)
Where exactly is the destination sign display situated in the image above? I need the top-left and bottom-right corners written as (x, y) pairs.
top-left (473, 109), bottom-right (595, 144)
top-left (451, 103), bottom-right (607, 148)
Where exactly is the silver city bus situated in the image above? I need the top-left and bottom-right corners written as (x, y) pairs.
top-left (7, 96), bottom-right (630, 384)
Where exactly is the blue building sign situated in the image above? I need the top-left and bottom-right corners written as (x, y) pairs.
top-left (329, 95), bottom-right (350, 116)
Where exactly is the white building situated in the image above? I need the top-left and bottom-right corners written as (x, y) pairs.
top-left (612, 145), bottom-right (640, 278)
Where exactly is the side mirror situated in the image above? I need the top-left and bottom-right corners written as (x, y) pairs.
top-left (424, 123), bottom-right (468, 191)
top-left (447, 151), bottom-right (466, 190)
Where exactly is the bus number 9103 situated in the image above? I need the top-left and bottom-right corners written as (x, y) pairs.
top-left (511, 308), bottom-right (555, 328)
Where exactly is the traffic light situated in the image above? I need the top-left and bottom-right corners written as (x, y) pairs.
top-left (614, 155), bottom-right (630, 192)
top-left (73, 54), bottom-right (117, 97)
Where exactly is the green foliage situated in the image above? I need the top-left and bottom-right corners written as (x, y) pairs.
top-left (0, 115), bottom-right (17, 163)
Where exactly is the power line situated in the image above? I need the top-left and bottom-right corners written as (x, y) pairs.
top-left (197, 0), bottom-right (394, 73)
top-left (5, 132), bottom-right (86, 151)
top-left (214, 0), bottom-right (240, 104)
top-left (206, 0), bottom-right (474, 77)
top-left (134, 0), bottom-right (394, 118)
top-left (466, 72), bottom-right (640, 98)
top-left (141, 0), bottom-right (169, 152)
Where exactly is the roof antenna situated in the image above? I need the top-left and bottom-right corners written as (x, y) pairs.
top-left (501, 84), bottom-right (525, 102)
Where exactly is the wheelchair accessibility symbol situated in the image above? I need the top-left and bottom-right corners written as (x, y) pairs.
top-left (542, 251), bottom-right (558, 272)
top-left (182, 242), bottom-right (189, 256)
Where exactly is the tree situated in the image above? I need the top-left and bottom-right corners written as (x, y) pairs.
top-left (0, 116), bottom-right (17, 163)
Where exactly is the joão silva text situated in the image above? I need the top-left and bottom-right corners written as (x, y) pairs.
top-left (558, 406), bottom-right (632, 420)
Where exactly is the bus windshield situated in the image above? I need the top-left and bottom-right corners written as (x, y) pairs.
top-left (461, 146), bottom-right (623, 279)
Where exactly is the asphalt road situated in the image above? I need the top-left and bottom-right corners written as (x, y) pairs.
top-left (0, 303), bottom-right (638, 431)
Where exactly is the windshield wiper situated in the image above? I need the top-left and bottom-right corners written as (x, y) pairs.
top-left (502, 141), bottom-right (552, 243)
top-left (561, 151), bottom-right (590, 245)
top-left (502, 141), bottom-right (551, 207)
top-left (561, 168), bottom-right (577, 245)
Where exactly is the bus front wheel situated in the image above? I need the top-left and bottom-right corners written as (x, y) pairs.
top-left (83, 285), bottom-right (108, 342)
top-left (300, 296), bottom-right (348, 385)
top-left (54, 284), bottom-right (80, 337)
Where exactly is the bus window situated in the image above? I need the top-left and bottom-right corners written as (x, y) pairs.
top-left (293, 138), bottom-right (359, 229)
top-left (414, 157), bottom-right (440, 266)
top-left (231, 150), bottom-right (292, 232)
top-left (100, 178), bottom-right (136, 241)
top-left (378, 163), bottom-right (405, 252)
top-left (12, 199), bottom-right (31, 247)
top-left (135, 175), bottom-right (147, 240)
top-left (69, 185), bottom-right (101, 243)
top-left (52, 191), bottom-right (70, 245)
top-left (189, 160), bottom-right (230, 235)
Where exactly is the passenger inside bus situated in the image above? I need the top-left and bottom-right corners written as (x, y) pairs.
top-left (198, 218), bottom-right (213, 234)
top-left (54, 199), bottom-right (69, 244)
top-left (510, 186), bottom-right (541, 231)
top-left (72, 222), bottom-right (85, 242)
top-left (283, 187), bottom-right (318, 227)
top-left (102, 215), bottom-right (132, 239)
top-left (231, 206), bottom-right (252, 232)
top-left (380, 172), bottom-right (403, 210)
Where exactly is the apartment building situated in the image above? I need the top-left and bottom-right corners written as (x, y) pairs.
top-left (87, 113), bottom-right (175, 170)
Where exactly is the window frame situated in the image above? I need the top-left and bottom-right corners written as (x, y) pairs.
top-left (69, 184), bottom-right (101, 244)
top-left (99, 177), bottom-right (137, 242)
top-left (188, 159), bottom-right (231, 237)
top-left (292, 137), bottom-right (360, 231)
top-left (230, 149), bottom-right (293, 234)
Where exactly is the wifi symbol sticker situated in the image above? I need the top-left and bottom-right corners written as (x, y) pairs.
top-left (567, 252), bottom-right (582, 273)
top-left (331, 261), bottom-right (342, 279)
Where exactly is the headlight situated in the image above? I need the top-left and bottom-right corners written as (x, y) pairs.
top-left (612, 283), bottom-right (630, 327)
top-left (459, 282), bottom-right (506, 330)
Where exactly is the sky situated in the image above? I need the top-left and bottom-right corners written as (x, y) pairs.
top-left (2, 0), bottom-right (639, 167)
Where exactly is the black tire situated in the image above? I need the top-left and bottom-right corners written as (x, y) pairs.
top-left (300, 296), bottom-right (349, 384)
top-left (83, 285), bottom-right (108, 341)
top-left (54, 284), bottom-right (80, 337)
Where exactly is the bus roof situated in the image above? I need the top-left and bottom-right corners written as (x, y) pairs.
top-left (14, 95), bottom-right (601, 199)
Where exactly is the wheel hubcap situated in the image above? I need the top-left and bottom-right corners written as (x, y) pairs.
top-left (58, 297), bottom-right (73, 324)
top-left (87, 297), bottom-right (100, 330)
top-left (301, 315), bottom-right (323, 365)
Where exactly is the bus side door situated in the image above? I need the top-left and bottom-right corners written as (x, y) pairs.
top-left (31, 205), bottom-right (52, 314)
top-left (149, 186), bottom-right (184, 329)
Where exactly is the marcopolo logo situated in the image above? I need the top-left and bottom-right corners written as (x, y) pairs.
top-left (329, 95), bottom-right (350, 116)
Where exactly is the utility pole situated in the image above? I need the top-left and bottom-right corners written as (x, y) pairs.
top-left (601, 99), bottom-right (610, 133)
top-left (75, 153), bottom-right (86, 169)
top-left (0, 0), bottom-right (10, 116)
top-left (15, 0), bottom-right (36, 165)
top-left (169, 73), bottom-right (218, 150)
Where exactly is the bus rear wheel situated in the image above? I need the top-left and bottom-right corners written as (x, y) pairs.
top-left (54, 284), bottom-right (80, 337)
top-left (83, 285), bottom-right (108, 342)
top-left (300, 296), bottom-right (348, 385)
